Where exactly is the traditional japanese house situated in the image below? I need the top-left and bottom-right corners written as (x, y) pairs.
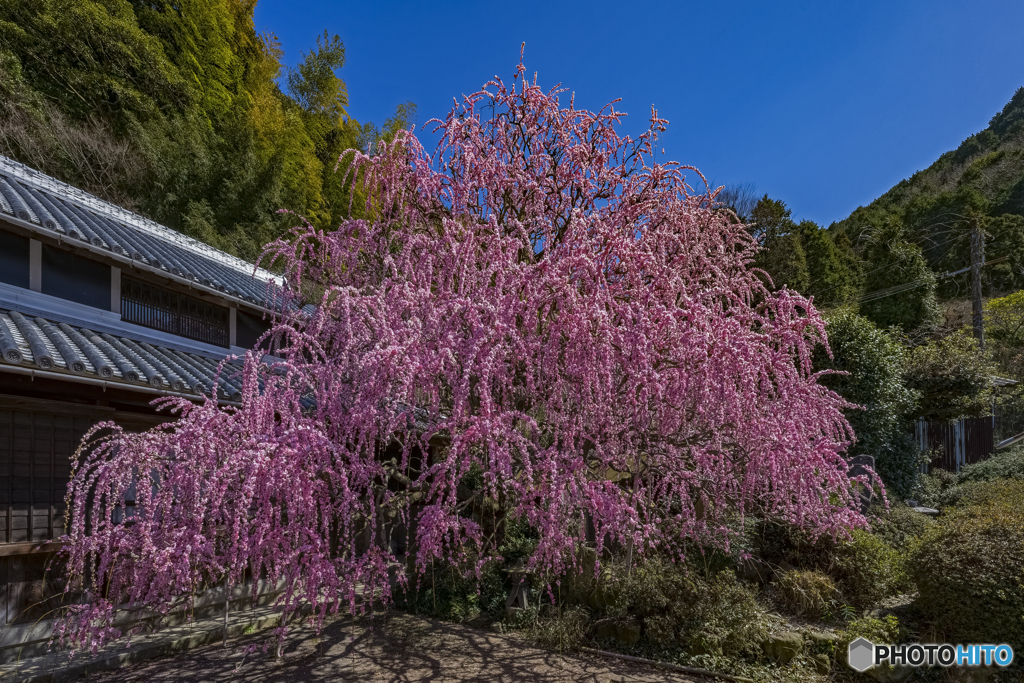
top-left (0, 155), bottom-right (278, 648)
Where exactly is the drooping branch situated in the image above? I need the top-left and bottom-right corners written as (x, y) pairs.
top-left (57, 57), bottom-right (867, 653)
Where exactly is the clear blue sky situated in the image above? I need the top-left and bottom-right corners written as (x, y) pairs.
top-left (254, 0), bottom-right (1024, 227)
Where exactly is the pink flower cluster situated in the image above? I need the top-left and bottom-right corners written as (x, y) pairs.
top-left (56, 59), bottom-right (867, 651)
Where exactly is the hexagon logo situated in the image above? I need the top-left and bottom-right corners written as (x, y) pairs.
top-left (847, 637), bottom-right (875, 672)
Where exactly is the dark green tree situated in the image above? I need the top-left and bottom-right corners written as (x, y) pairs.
top-left (814, 311), bottom-right (921, 496)
top-left (749, 195), bottom-right (810, 292)
top-left (798, 219), bottom-right (862, 306)
top-left (904, 331), bottom-right (999, 423)
top-left (860, 223), bottom-right (941, 336)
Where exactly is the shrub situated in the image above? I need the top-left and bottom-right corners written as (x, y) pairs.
top-left (774, 570), bottom-right (840, 618)
top-left (829, 530), bottom-right (910, 609)
top-left (840, 614), bottom-right (901, 648)
top-left (760, 524), bottom-right (907, 610)
top-left (395, 556), bottom-right (506, 622)
top-left (758, 521), bottom-right (836, 571)
top-left (596, 556), bottom-right (777, 659)
top-left (870, 504), bottom-right (936, 550)
top-left (913, 467), bottom-right (958, 508)
top-left (910, 480), bottom-right (1024, 648)
top-left (526, 604), bottom-right (591, 651)
top-left (839, 615), bottom-right (902, 673)
top-left (916, 446), bottom-right (1024, 508)
top-left (956, 444), bottom-right (1024, 484)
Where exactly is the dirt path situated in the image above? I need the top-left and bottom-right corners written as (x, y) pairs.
top-left (84, 612), bottom-right (705, 683)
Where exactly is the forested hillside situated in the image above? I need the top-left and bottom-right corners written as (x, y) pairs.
top-left (723, 87), bottom-right (1024, 341)
top-left (0, 0), bottom-right (413, 261)
top-left (832, 87), bottom-right (1024, 302)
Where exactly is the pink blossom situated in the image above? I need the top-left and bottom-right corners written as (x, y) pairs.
top-left (56, 59), bottom-right (868, 651)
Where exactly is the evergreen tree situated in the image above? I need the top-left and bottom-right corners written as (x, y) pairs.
top-left (749, 194), bottom-right (810, 292)
top-left (814, 311), bottom-right (921, 496)
top-left (799, 219), bottom-right (862, 307)
top-left (860, 223), bottom-right (941, 336)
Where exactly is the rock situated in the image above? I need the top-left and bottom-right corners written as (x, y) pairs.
top-left (490, 622), bottom-right (504, 633)
top-left (763, 631), bottom-right (803, 663)
top-left (804, 629), bottom-right (840, 649)
top-left (593, 618), bottom-right (641, 646)
top-left (911, 506), bottom-right (939, 516)
top-left (847, 454), bottom-right (877, 514)
top-left (812, 653), bottom-right (832, 675)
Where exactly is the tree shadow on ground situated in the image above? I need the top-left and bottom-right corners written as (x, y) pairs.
top-left (87, 611), bottom-right (697, 682)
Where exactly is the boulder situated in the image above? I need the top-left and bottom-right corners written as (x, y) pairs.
top-left (804, 629), bottom-right (840, 650)
top-left (812, 653), bottom-right (832, 675)
top-left (763, 631), bottom-right (803, 663)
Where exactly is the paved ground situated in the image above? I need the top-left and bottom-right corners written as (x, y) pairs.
top-left (82, 612), bottom-right (702, 683)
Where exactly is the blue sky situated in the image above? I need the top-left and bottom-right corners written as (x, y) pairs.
top-left (254, 1), bottom-right (1024, 227)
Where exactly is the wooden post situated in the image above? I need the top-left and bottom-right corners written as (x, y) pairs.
top-left (223, 578), bottom-right (230, 647)
top-left (971, 220), bottom-right (985, 348)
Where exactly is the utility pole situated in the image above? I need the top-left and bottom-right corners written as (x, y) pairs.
top-left (971, 218), bottom-right (985, 348)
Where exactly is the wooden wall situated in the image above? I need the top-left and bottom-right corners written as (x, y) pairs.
top-left (915, 416), bottom-right (995, 473)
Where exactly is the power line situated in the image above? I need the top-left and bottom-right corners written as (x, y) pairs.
top-left (848, 256), bottom-right (1009, 305)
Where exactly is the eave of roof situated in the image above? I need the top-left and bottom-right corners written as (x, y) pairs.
top-left (0, 155), bottom-right (284, 311)
top-left (0, 306), bottom-right (245, 404)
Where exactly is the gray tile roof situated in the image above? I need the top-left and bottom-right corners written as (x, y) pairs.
top-left (0, 307), bottom-right (245, 402)
top-left (0, 156), bottom-right (283, 309)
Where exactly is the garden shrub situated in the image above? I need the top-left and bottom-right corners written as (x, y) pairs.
top-left (839, 615), bottom-right (902, 673)
top-left (525, 604), bottom-right (591, 652)
top-left (914, 467), bottom-right (957, 508)
top-left (775, 570), bottom-right (840, 618)
top-left (829, 530), bottom-right (910, 609)
top-left (760, 524), bottom-right (907, 610)
top-left (757, 521), bottom-right (836, 571)
top-left (396, 557), bottom-right (507, 622)
top-left (910, 480), bottom-right (1024, 648)
top-left (955, 444), bottom-right (1024, 484)
top-left (599, 557), bottom-right (777, 659)
top-left (840, 614), bottom-right (901, 649)
top-left (915, 446), bottom-right (1024, 508)
top-left (870, 504), bottom-right (936, 550)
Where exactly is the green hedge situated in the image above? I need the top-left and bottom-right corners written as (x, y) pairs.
top-left (594, 557), bottom-right (777, 660)
top-left (956, 445), bottom-right (1024, 484)
top-left (910, 480), bottom-right (1024, 648)
top-left (870, 504), bottom-right (936, 550)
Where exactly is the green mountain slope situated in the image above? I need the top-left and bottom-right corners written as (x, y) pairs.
top-left (832, 87), bottom-right (1024, 298)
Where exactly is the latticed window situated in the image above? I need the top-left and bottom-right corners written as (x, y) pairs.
top-left (121, 276), bottom-right (229, 347)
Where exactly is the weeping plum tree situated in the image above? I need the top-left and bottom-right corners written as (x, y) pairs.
top-left (56, 59), bottom-right (870, 652)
